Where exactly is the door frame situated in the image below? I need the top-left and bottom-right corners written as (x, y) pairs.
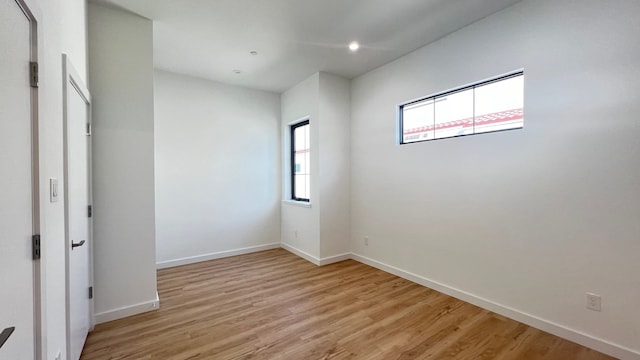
top-left (62, 54), bottom-right (94, 359)
top-left (11, 0), bottom-right (43, 358)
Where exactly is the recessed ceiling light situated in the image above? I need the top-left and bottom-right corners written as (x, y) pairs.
top-left (250, 51), bottom-right (258, 56)
top-left (233, 69), bottom-right (242, 74)
top-left (349, 41), bottom-right (360, 52)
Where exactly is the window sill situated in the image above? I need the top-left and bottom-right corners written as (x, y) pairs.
top-left (282, 200), bottom-right (312, 208)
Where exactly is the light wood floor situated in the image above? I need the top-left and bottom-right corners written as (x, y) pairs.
top-left (81, 249), bottom-right (614, 360)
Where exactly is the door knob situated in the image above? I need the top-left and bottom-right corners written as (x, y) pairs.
top-left (71, 240), bottom-right (86, 249)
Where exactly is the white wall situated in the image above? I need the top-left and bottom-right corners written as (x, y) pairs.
top-left (88, 3), bottom-right (158, 322)
top-left (318, 74), bottom-right (351, 259)
top-left (60, 0), bottom-right (87, 81)
top-left (26, 0), bottom-right (88, 358)
top-left (350, 0), bottom-right (640, 357)
top-left (154, 70), bottom-right (281, 267)
top-left (281, 72), bottom-right (351, 263)
top-left (281, 73), bottom-right (321, 259)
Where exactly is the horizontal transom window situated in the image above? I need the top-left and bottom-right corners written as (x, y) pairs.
top-left (399, 72), bottom-right (524, 144)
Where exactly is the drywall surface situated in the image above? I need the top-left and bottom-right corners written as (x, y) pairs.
top-left (318, 73), bottom-right (351, 258)
top-left (281, 72), bottom-right (352, 262)
top-left (350, 0), bottom-right (640, 356)
top-left (26, 0), bottom-right (89, 357)
top-left (88, 3), bottom-right (158, 320)
top-left (60, 0), bottom-right (87, 81)
top-left (154, 70), bottom-right (281, 265)
top-left (281, 73), bottom-right (321, 258)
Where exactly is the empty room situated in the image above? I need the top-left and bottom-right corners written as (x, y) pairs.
top-left (1, 0), bottom-right (639, 359)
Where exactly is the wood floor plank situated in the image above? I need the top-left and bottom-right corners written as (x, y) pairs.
top-left (81, 249), bottom-right (616, 360)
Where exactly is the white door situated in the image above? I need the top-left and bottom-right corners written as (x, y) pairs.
top-left (64, 59), bottom-right (92, 360)
top-left (0, 0), bottom-right (36, 358)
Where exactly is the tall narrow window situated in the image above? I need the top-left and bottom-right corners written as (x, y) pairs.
top-left (291, 120), bottom-right (310, 202)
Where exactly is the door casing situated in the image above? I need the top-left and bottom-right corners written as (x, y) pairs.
top-left (10, 0), bottom-right (43, 358)
top-left (62, 54), bottom-right (94, 360)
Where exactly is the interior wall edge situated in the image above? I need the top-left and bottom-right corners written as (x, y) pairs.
top-left (280, 242), bottom-right (321, 266)
top-left (94, 291), bottom-right (159, 325)
top-left (279, 242), bottom-right (350, 266)
top-left (317, 253), bottom-right (351, 266)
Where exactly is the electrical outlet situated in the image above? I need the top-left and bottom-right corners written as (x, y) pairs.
top-left (364, 236), bottom-right (369, 246)
top-left (586, 293), bottom-right (602, 311)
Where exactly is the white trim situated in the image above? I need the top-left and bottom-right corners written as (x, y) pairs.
top-left (280, 243), bottom-right (349, 267)
top-left (91, 246), bottom-right (639, 358)
top-left (318, 253), bottom-right (350, 266)
top-left (280, 242), bottom-right (320, 265)
top-left (156, 243), bottom-right (281, 269)
top-left (94, 292), bottom-right (159, 324)
top-left (62, 54), bottom-right (94, 360)
top-left (350, 252), bottom-right (640, 360)
top-left (282, 200), bottom-right (312, 208)
top-left (14, 0), bottom-right (44, 357)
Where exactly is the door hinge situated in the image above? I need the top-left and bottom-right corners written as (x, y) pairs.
top-left (32, 234), bottom-right (41, 260)
top-left (29, 62), bottom-right (38, 88)
top-left (89, 286), bottom-right (93, 299)
top-left (86, 122), bottom-right (91, 136)
top-left (88, 205), bottom-right (92, 218)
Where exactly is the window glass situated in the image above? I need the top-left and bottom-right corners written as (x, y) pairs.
top-left (399, 72), bottom-right (524, 144)
top-left (474, 75), bottom-right (524, 134)
top-left (402, 99), bottom-right (434, 143)
top-left (292, 121), bottom-right (310, 201)
top-left (434, 88), bottom-right (474, 139)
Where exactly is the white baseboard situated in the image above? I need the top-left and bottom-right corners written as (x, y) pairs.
top-left (156, 243), bottom-right (281, 269)
top-left (102, 244), bottom-right (638, 359)
top-left (350, 253), bottom-right (639, 360)
top-left (319, 253), bottom-right (351, 266)
top-left (95, 291), bottom-right (160, 324)
top-left (280, 243), bottom-right (350, 266)
top-left (281, 242), bottom-right (321, 265)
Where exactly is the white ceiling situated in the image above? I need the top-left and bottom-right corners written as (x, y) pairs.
top-left (94, 0), bottom-right (522, 93)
